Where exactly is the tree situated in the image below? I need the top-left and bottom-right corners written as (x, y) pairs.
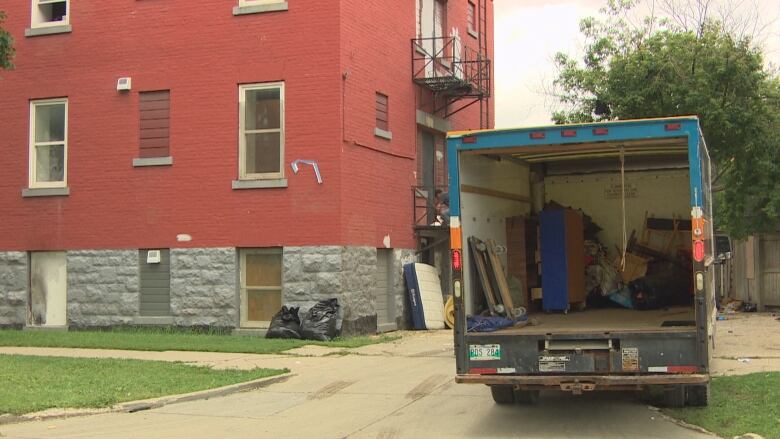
top-left (0, 11), bottom-right (14, 70)
top-left (551, 0), bottom-right (780, 237)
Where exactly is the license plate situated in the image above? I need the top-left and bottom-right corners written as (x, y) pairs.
top-left (469, 344), bottom-right (501, 361)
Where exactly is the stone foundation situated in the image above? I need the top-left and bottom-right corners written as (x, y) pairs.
top-left (170, 248), bottom-right (237, 327)
top-left (67, 250), bottom-right (139, 327)
top-left (283, 246), bottom-right (415, 335)
top-left (0, 246), bottom-right (415, 333)
top-left (0, 252), bottom-right (28, 327)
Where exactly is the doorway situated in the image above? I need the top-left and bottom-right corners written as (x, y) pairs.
top-left (29, 252), bottom-right (67, 327)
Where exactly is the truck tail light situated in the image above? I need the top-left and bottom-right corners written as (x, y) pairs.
top-left (665, 123), bottom-right (682, 131)
top-left (530, 132), bottom-right (545, 139)
top-left (592, 128), bottom-right (609, 135)
top-left (452, 249), bottom-right (462, 272)
top-left (695, 272), bottom-right (705, 291)
top-left (693, 240), bottom-right (705, 262)
top-left (462, 136), bottom-right (477, 144)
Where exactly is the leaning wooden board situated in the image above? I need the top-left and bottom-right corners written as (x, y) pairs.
top-left (486, 239), bottom-right (515, 319)
top-left (468, 237), bottom-right (499, 315)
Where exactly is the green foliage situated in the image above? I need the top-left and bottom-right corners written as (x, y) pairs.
top-left (666, 373), bottom-right (780, 439)
top-left (0, 11), bottom-right (14, 70)
top-left (0, 354), bottom-right (286, 415)
top-left (552, 1), bottom-right (780, 236)
top-left (0, 327), bottom-right (399, 354)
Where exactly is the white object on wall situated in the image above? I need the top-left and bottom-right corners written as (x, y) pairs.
top-left (146, 250), bottom-right (162, 264)
top-left (117, 77), bottom-right (132, 91)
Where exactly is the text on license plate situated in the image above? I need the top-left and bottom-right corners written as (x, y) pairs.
top-left (469, 344), bottom-right (501, 361)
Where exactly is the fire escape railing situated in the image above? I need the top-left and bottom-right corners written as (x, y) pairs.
top-left (411, 36), bottom-right (491, 117)
top-left (412, 185), bottom-right (450, 228)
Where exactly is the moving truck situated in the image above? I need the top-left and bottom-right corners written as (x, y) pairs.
top-left (448, 117), bottom-right (715, 407)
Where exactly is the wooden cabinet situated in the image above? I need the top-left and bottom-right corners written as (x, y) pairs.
top-left (540, 209), bottom-right (585, 311)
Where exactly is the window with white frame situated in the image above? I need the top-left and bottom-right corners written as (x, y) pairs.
top-left (31, 0), bottom-right (69, 28)
top-left (467, 1), bottom-right (477, 34)
top-left (239, 82), bottom-right (284, 180)
top-left (29, 99), bottom-right (67, 188)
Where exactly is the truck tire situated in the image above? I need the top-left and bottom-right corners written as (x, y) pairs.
top-left (514, 389), bottom-right (540, 405)
top-left (662, 385), bottom-right (686, 408)
top-left (685, 384), bottom-right (710, 407)
top-left (490, 385), bottom-right (515, 404)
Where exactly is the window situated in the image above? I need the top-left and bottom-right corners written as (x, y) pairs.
top-left (138, 90), bottom-right (171, 161)
top-left (467, 1), bottom-right (477, 35)
top-left (239, 248), bottom-right (282, 328)
top-left (29, 99), bottom-right (67, 188)
top-left (376, 93), bottom-right (389, 132)
top-left (239, 83), bottom-right (284, 180)
top-left (31, 0), bottom-right (69, 28)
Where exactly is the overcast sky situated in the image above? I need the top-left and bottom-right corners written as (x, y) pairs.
top-left (493, 0), bottom-right (780, 128)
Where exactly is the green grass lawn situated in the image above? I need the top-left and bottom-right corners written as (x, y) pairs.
top-left (0, 328), bottom-right (399, 354)
top-left (665, 372), bottom-right (780, 439)
top-left (0, 354), bottom-right (287, 415)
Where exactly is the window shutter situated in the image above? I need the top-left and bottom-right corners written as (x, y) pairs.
top-left (376, 93), bottom-right (389, 132)
top-left (139, 90), bottom-right (170, 158)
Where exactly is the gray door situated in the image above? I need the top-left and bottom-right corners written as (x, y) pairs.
top-left (29, 252), bottom-right (67, 327)
top-left (761, 235), bottom-right (780, 306)
top-left (139, 249), bottom-right (171, 316)
top-left (375, 249), bottom-right (397, 332)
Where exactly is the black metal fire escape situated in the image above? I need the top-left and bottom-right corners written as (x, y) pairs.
top-left (411, 4), bottom-right (491, 128)
top-left (411, 0), bottom-right (492, 264)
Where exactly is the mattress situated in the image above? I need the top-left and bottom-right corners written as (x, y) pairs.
top-left (403, 263), bottom-right (445, 330)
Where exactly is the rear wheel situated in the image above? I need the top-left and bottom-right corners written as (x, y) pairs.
top-left (490, 385), bottom-right (515, 404)
top-left (662, 385), bottom-right (686, 408)
top-left (514, 389), bottom-right (540, 405)
top-left (685, 384), bottom-right (710, 407)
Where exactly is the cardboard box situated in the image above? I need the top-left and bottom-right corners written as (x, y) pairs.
top-left (532, 287), bottom-right (543, 300)
top-left (619, 252), bottom-right (649, 283)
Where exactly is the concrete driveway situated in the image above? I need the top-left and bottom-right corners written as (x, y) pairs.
top-left (0, 331), bottom-right (715, 439)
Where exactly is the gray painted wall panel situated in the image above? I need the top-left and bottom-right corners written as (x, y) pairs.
top-left (139, 249), bottom-right (170, 317)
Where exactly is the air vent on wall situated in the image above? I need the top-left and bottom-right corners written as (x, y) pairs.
top-left (146, 250), bottom-right (161, 264)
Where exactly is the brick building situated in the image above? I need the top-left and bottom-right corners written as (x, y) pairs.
top-left (0, 0), bottom-right (493, 333)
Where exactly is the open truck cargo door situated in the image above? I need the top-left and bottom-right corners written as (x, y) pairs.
top-left (447, 117), bottom-right (713, 407)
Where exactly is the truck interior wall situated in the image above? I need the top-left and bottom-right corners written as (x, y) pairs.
top-left (459, 154), bottom-right (530, 315)
top-left (543, 169), bottom-right (692, 253)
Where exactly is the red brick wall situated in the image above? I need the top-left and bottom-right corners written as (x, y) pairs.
top-left (338, 0), bottom-right (493, 249)
top-left (0, 0), bottom-right (493, 252)
top-left (0, 1), bottom-right (344, 251)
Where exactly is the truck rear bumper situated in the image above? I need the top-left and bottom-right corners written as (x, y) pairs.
top-left (456, 374), bottom-right (709, 392)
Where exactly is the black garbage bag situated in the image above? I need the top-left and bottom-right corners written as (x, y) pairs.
top-left (628, 264), bottom-right (692, 311)
top-left (266, 306), bottom-right (302, 339)
top-left (300, 298), bottom-right (340, 341)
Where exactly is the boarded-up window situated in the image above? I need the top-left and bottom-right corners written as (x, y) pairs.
top-left (467, 1), bottom-right (476, 33)
top-left (239, 248), bottom-right (282, 327)
top-left (139, 90), bottom-right (170, 158)
top-left (376, 93), bottom-right (389, 132)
